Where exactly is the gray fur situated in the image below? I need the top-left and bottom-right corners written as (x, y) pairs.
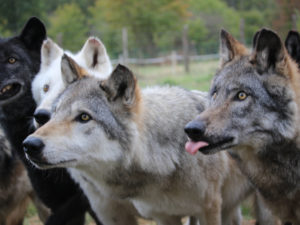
top-left (185, 28), bottom-right (300, 224)
top-left (26, 66), bottom-right (255, 225)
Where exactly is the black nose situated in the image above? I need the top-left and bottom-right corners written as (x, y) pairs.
top-left (184, 120), bottom-right (206, 141)
top-left (34, 109), bottom-right (51, 125)
top-left (23, 136), bottom-right (44, 158)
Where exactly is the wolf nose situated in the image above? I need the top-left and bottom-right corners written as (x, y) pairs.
top-left (23, 136), bottom-right (44, 157)
top-left (184, 120), bottom-right (206, 141)
top-left (34, 109), bottom-right (51, 125)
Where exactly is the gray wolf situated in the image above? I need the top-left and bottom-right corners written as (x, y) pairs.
top-left (0, 17), bottom-right (100, 225)
top-left (31, 36), bottom-right (112, 224)
top-left (184, 28), bottom-right (300, 224)
top-left (24, 55), bottom-right (267, 225)
top-left (285, 30), bottom-right (300, 67)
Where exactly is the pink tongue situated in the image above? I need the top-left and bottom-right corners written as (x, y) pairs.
top-left (185, 141), bottom-right (209, 155)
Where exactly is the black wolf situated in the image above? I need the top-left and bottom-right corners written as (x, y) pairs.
top-left (0, 17), bottom-right (101, 225)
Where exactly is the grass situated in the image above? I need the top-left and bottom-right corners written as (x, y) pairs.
top-left (131, 60), bottom-right (218, 91)
top-left (24, 60), bottom-right (257, 224)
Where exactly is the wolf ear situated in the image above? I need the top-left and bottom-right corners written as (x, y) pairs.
top-left (100, 64), bottom-right (137, 107)
top-left (41, 39), bottom-right (63, 69)
top-left (219, 29), bottom-right (248, 67)
top-left (285, 30), bottom-right (300, 63)
top-left (78, 37), bottom-right (112, 77)
top-left (19, 17), bottom-right (46, 51)
top-left (251, 28), bottom-right (285, 73)
top-left (61, 54), bottom-right (88, 85)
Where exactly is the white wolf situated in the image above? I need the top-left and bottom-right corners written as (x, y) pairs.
top-left (31, 37), bottom-right (112, 126)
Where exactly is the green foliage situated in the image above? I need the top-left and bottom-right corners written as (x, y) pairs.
top-left (90, 0), bottom-right (189, 57)
top-left (0, 0), bottom-right (296, 57)
top-left (48, 3), bottom-right (88, 52)
top-left (242, 9), bottom-right (265, 45)
top-left (189, 0), bottom-right (241, 53)
top-left (0, 0), bottom-right (46, 34)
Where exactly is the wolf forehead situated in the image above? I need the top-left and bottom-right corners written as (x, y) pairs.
top-left (53, 77), bottom-right (105, 110)
top-left (52, 77), bottom-right (130, 141)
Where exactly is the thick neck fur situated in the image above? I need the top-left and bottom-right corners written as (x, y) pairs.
top-left (76, 86), bottom-right (205, 199)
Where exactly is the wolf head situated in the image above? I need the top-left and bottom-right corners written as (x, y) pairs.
top-left (32, 37), bottom-right (112, 127)
top-left (0, 17), bottom-right (46, 119)
top-left (185, 28), bottom-right (300, 155)
top-left (285, 30), bottom-right (300, 68)
top-left (23, 55), bottom-right (139, 169)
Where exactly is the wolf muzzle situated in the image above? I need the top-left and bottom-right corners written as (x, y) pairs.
top-left (34, 109), bottom-right (51, 126)
top-left (23, 136), bottom-right (45, 160)
top-left (184, 120), bottom-right (206, 142)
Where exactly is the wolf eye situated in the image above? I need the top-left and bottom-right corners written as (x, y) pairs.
top-left (43, 84), bottom-right (49, 93)
top-left (77, 113), bottom-right (91, 123)
top-left (237, 91), bottom-right (247, 101)
top-left (8, 57), bottom-right (16, 64)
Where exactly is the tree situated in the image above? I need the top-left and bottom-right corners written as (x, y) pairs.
top-left (48, 3), bottom-right (88, 52)
top-left (0, 0), bottom-right (46, 35)
top-left (90, 0), bottom-right (189, 57)
top-left (188, 0), bottom-right (241, 53)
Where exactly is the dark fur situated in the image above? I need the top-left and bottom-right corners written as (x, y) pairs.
top-left (0, 18), bottom-right (101, 225)
top-left (285, 30), bottom-right (300, 67)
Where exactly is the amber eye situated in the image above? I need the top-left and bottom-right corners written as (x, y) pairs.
top-left (77, 113), bottom-right (91, 123)
top-left (237, 91), bottom-right (247, 101)
top-left (8, 57), bottom-right (16, 64)
top-left (43, 84), bottom-right (49, 93)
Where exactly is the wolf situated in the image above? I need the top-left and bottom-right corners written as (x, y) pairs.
top-left (285, 30), bottom-right (300, 67)
top-left (0, 17), bottom-right (99, 225)
top-left (30, 36), bottom-right (112, 224)
top-left (184, 28), bottom-right (300, 224)
top-left (31, 36), bottom-right (112, 127)
top-left (23, 55), bottom-right (273, 225)
top-left (0, 125), bottom-right (45, 225)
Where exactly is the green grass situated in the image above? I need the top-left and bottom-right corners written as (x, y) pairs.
top-left (131, 60), bottom-right (218, 91)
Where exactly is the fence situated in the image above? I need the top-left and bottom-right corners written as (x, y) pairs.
top-left (111, 53), bottom-right (219, 66)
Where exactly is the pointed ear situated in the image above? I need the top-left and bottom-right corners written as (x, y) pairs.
top-left (285, 30), bottom-right (300, 62)
top-left (100, 64), bottom-right (137, 107)
top-left (78, 37), bottom-right (112, 76)
top-left (19, 17), bottom-right (46, 51)
top-left (219, 29), bottom-right (248, 67)
top-left (251, 28), bottom-right (285, 72)
top-left (61, 54), bottom-right (89, 85)
top-left (41, 39), bottom-right (63, 68)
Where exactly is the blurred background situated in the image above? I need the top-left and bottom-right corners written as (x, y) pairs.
top-left (1, 0), bottom-right (299, 58)
top-left (1, 0), bottom-right (299, 91)
top-left (0, 1), bottom-right (299, 223)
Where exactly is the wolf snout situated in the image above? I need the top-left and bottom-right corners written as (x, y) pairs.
top-left (23, 136), bottom-right (45, 159)
top-left (34, 109), bottom-right (51, 125)
top-left (184, 120), bottom-right (206, 141)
